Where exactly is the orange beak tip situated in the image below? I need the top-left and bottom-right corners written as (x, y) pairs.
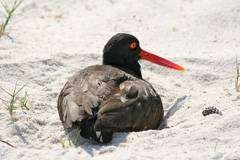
top-left (179, 67), bottom-right (185, 72)
top-left (181, 70), bottom-right (185, 73)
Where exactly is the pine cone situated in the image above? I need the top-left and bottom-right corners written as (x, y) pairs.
top-left (202, 106), bottom-right (222, 116)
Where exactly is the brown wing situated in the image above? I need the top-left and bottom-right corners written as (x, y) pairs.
top-left (95, 79), bottom-right (164, 132)
top-left (57, 65), bottom-right (134, 128)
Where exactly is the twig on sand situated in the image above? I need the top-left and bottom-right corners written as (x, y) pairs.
top-left (0, 139), bottom-right (16, 148)
top-left (214, 142), bottom-right (218, 152)
top-left (236, 57), bottom-right (240, 92)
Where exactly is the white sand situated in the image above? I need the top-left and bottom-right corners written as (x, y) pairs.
top-left (0, 0), bottom-right (240, 159)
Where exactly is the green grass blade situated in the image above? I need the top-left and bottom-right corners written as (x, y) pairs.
top-left (0, 86), bottom-right (12, 96)
top-left (15, 84), bottom-right (26, 96)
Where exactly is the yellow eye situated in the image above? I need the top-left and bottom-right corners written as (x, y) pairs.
top-left (129, 42), bottom-right (137, 49)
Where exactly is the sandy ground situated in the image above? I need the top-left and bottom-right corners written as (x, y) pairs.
top-left (0, 0), bottom-right (240, 159)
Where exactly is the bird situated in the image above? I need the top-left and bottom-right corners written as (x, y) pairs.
top-left (57, 33), bottom-right (184, 143)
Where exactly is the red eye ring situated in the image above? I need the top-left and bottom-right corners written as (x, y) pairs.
top-left (129, 42), bottom-right (137, 49)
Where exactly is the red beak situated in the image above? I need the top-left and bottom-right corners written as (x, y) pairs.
top-left (140, 49), bottom-right (185, 72)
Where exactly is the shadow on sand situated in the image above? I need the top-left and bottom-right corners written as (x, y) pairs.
top-left (63, 127), bottom-right (128, 157)
top-left (159, 95), bottom-right (188, 129)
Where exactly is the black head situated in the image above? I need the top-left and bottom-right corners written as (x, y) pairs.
top-left (103, 33), bottom-right (142, 78)
top-left (103, 33), bottom-right (185, 79)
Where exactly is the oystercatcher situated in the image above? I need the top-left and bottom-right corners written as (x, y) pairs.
top-left (57, 33), bottom-right (184, 143)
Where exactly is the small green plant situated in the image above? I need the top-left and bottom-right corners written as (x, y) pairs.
top-left (0, 83), bottom-right (29, 121)
top-left (0, 0), bottom-right (23, 38)
top-left (19, 91), bottom-right (30, 110)
top-left (236, 57), bottom-right (240, 92)
top-left (60, 127), bottom-right (81, 148)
